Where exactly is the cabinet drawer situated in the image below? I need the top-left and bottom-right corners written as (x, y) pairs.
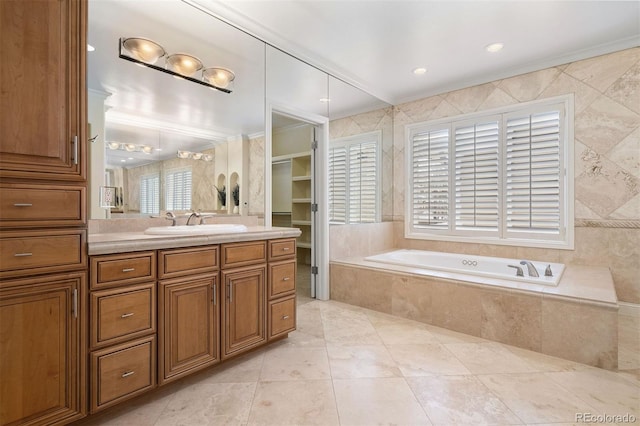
top-left (91, 252), bottom-right (156, 289)
top-left (268, 296), bottom-right (296, 340)
top-left (0, 229), bottom-right (86, 279)
top-left (268, 238), bottom-right (296, 261)
top-left (221, 241), bottom-right (266, 269)
top-left (158, 246), bottom-right (219, 279)
top-left (90, 336), bottom-right (156, 413)
top-left (268, 260), bottom-right (296, 300)
top-left (0, 183), bottom-right (85, 228)
top-left (91, 283), bottom-right (156, 349)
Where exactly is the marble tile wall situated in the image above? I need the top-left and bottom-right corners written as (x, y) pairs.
top-left (388, 47), bottom-right (640, 304)
top-left (329, 222), bottom-right (395, 260)
top-left (248, 134), bottom-right (265, 218)
top-left (330, 263), bottom-right (619, 369)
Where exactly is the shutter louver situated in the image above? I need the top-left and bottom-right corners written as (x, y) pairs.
top-left (454, 120), bottom-right (500, 233)
top-left (329, 146), bottom-right (347, 224)
top-left (140, 174), bottom-right (160, 215)
top-left (505, 111), bottom-right (561, 236)
top-left (166, 169), bottom-right (192, 211)
top-left (348, 141), bottom-right (377, 223)
top-left (411, 128), bottom-right (449, 230)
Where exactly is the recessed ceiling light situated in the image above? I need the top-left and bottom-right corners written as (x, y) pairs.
top-left (485, 43), bottom-right (504, 53)
top-left (120, 159), bottom-right (126, 162)
top-left (413, 67), bottom-right (427, 75)
top-left (319, 98), bottom-right (330, 103)
top-left (87, 44), bottom-right (95, 52)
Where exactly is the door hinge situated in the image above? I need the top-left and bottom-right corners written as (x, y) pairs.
top-left (311, 266), bottom-right (318, 275)
top-left (311, 140), bottom-right (318, 150)
top-left (311, 203), bottom-right (318, 213)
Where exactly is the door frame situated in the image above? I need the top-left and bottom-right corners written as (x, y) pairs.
top-left (265, 101), bottom-right (329, 301)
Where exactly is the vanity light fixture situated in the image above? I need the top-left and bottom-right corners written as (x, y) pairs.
top-left (119, 37), bottom-right (234, 93)
top-left (106, 141), bottom-right (154, 154)
top-left (176, 150), bottom-right (213, 161)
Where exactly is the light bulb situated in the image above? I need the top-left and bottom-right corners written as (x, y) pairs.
top-left (122, 38), bottom-right (166, 64)
top-left (203, 67), bottom-right (235, 89)
top-left (166, 54), bottom-right (203, 77)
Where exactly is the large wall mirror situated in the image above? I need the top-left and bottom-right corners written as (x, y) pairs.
top-left (87, 0), bottom-right (392, 226)
top-left (87, 0), bottom-right (265, 219)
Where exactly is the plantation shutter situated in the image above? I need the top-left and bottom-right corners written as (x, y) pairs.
top-left (166, 168), bottom-right (192, 211)
top-left (328, 146), bottom-right (347, 223)
top-left (505, 109), bottom-right (562, 237)
top-left (454, 120), bottom-right (500, 233)
top-left (411, 127), bottom-right (449, 230)
top-left (348, 141), bottom-right (377, 223)
top-left (140, 174), bottom-right (160, 214)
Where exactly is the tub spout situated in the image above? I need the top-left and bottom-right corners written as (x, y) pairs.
top-left (520, 260), bottom-right (539, 277)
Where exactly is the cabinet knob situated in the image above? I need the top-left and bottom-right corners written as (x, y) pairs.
top-left (121, 313), bottom-right (134, 318)
top-left (283, 247), bottom-right (291, 251)
top-left (282, 315), bottom-right (290, 320)
top-left (121, 371), bottom-right (135, 378)
top-left (282, 277), bottom-right (290, 281)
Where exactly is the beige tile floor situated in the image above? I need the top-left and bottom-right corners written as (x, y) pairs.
top-left (77, 300), bottom-right (639, 426)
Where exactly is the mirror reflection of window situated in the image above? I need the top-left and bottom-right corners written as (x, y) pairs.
top-left (140, 173), bottom-right (160, 215)
top-left (166, 167), bottom-right (192, 211)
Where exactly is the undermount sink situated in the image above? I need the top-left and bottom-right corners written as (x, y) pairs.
top-left (144, 224), bottom-right (248, 235)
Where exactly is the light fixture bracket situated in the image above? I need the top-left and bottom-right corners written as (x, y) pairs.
top-left (118, 37), bottom-right (232, 94)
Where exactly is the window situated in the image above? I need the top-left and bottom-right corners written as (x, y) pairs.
top-left (165, 167), bottom-right (192, 211)
top-left (329, 131), bottom-right (381, 224)
top-left (406, 96), bottom-right (573, 248)
top-left (140, 173), bottom-right (160, 215)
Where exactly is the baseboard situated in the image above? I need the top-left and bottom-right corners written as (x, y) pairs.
top-left (619, 302), bottom-right (640, 317)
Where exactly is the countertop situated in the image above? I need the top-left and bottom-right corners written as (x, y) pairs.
top-left (88, 226), bottom-right (302, 255)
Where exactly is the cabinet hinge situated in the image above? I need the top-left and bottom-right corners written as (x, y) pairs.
top-left (311, 203), bottom-right (318, 213)
top-left (311, 140), bottom-right (318, 150)
top-left (311, 266), bottom-right (319, 275)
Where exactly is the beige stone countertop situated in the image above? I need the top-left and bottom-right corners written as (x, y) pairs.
top-left (88, 226), bottom-right (302, 256)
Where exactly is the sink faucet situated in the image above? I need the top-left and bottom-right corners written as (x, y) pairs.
top-left (165, 211), bottom-right (177, 226)
top-left (520, 260), bottom-right (539, 277)
top-left (186, 211), bottom-right (201, 226)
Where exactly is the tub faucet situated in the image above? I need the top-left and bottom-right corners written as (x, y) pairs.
top-left (520, 260), bottom-right (539, 277)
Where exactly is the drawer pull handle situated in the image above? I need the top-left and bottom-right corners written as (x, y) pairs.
top-left (282, 247), bottom-right (291, 251)
top-left (122, 268), bottom-right (135, 273)
top-left (282, 315), bottom-right (290, 320)
top-left (121, 313), bottom-right (134, 318)
top-left (14, 252), bottom-right (33, 257)
top-left (121, 371), bottom-right (135, 378)
top-left (282, 277), bottom-right (290, 281)
top-left (13, 203), bottom-right (33, 207)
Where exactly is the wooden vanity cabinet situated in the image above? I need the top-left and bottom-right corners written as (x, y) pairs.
top-left (220, 241), bottom-right (267, 359)
top-left (0, 273), bottom-right (85, 426)
top-left (0, 0), bottom-right (86, 181)
top-left (158, 247), bottom-right (220, 385)
top-left (0, 0), bottom-right (89, 422)
top-left (267, 239), bottom-right (297, 340)
top-left (89, 252), bottom-right (157, 413)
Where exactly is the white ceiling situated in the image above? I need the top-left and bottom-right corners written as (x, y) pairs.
top-left (88, 0), bottom-right (639, 168)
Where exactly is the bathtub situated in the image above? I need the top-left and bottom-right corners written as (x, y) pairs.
top-left (364, 249), bottom-right (564, 286)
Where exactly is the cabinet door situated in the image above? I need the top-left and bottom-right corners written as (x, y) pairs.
top-left (222, 265), bottom-right (266, 359)
top-left (158, 274), bottom-right (219, 385)
top-left (0, 0), bottom-right (86, 180)
top-left (0, 273), bottom-right (86, 425)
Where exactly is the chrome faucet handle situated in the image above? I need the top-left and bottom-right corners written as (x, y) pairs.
top-left (165, 211), bottom-right (177, 226)
top-left (545, 264), bottom-right (553, 277)
top-left (508, 265), bottom-right (524, 277)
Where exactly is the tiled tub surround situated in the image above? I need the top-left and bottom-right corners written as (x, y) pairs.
top-left (330, 257), bottom-right (618, 369)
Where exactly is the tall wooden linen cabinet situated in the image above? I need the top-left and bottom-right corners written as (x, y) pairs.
top-left (0, 1), bottom-right (88, 425)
